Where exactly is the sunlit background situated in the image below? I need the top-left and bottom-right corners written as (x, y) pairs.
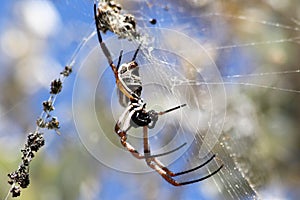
top-left (1, 0), bottom-right (300, 199)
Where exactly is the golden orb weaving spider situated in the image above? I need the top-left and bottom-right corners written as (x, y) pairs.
top-left (94, 4), bottom-right (223, 186)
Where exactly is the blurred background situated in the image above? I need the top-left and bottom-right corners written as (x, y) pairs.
top-left (0, 0), bottom-right (300, 199)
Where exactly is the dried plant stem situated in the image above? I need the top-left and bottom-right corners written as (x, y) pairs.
top-left (5, 29), bottom-right (95, 199)
top-left (5, 0), bottom-right (140, 198)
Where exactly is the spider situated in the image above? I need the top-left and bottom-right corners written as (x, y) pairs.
top-left (94, 4), bottom-right (223, 186)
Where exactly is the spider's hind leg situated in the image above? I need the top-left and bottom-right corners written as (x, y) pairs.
top-left (142, 125), bottom-right (223, 186)
top-left (161, 154), bottom-right (217, 177)
top-left (146, 155), bottom-right (224, 186)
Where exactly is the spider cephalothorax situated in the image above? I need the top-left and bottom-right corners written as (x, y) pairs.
top-left (94, 3), bottom-right (223, 186)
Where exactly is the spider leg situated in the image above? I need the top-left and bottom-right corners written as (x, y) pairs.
top-left (113, 104), bottom-right (143, 158)
top-left (142, 127), bottom-right (223, 186)
top-left (115, 124), bottom-right (145, 159)
top-left (146, 156), bottom-right (223, 186)
top-left (142, 126), bottom-right (185, 159)
top-left (116, 50), bottom-right (124, 70)
top-left (94, 4), bottom-right (138, 101)
top-left (142, 127), bottom-right (183, 176)
top-left (148, 104), bottom-right (187, 129)
top-left (93, 4), bottom-right (103, 43)
top-left (131, 43), bottom-right (142, 61)
top-left (152, 154), bottom-right (218, 177)
top-left (158, 104), bottom-right (187, 116)
top-left (143, 143), bottom-right (187, 158)
top-left (94, 4), bottom-right (113, 66)
top-left (116, 125), bottom-right (186, 159)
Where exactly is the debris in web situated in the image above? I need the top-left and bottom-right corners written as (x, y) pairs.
top-left (95, 0), bottom-right (140, 40)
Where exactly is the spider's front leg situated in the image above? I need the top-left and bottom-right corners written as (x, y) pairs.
top-left (147, 104), bottom-right (187, 129)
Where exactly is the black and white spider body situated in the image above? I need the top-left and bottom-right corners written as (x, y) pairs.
top-left (94, 4), bottom-right (223, 186)
top-left (116, 61), bottom-right (161, 128)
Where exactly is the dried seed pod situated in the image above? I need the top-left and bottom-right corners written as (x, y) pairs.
top-left (47, 117), bottom-right (60, 130)
top-left (42, 100), bottom-right (54, 112)
top-left (50, 79), bottom-right (62, 94)
top-left (60, 65), bottom-right (72, 77)
top-left (10, 186), bottom-right (21, 197)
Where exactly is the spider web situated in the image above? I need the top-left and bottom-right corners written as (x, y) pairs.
top-left (1, 0), bottom-right (299, 199)
top-left (69, 0), bottom-right (300, 200)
